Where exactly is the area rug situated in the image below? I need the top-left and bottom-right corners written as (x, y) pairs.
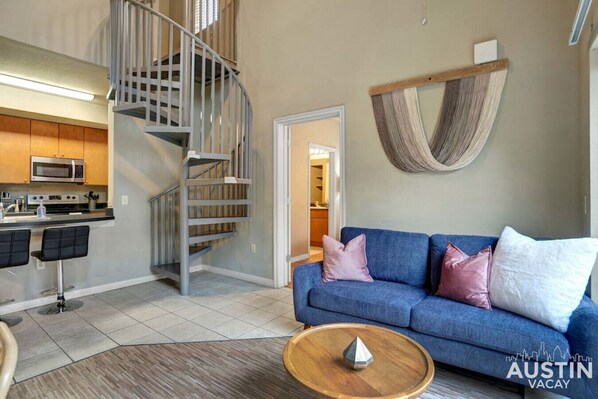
top-left (9, 337), bottom-right (521, 399)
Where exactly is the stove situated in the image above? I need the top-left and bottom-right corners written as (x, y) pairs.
top-left (27, 193), bottom-right (89, 214)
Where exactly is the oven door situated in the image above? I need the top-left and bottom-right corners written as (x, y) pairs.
top-left (31, 156), bottom-right (85, 183)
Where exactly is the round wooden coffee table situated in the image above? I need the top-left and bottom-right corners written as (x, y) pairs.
top-left (283, 323), bottom-right (434, 398)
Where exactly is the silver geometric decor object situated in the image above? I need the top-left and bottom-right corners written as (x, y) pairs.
top-left (343, 337), bottom-right (373, 370)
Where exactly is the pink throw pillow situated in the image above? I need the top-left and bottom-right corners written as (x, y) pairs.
top-left (322, 234), bottom-right (373, 283)
top-left (436, 243), bottom-right (493, 310)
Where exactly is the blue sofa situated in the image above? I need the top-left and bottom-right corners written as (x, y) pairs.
top-left (293, 227), bottom-right (598, 399)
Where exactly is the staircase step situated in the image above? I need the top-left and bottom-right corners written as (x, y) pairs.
top-left (186, 177), bottom-right (252, 186)
top-left (188, 199), bottom-right (252, 206)
top-left (123, 76), bottom-right (181, 90)
top-left (189, 230), bottom-right (237, 245)
top-left (184, 151), bottom-right (231, 167)
top-left (129, 64), bottom-right (182, 79)
top-left (112, 102), bottom-right (148, 119)
top-left (118, 86), bottom-right (181, 108)
top-left (112, 102), bottom-right (180, 126)
top-left (188, 217), bottom-right (251, 226)
top-left (151, 245), bottom-right (212, 280)
top-left (160, 50), bottom-right (239, 81)
top-left (189, 244), bottom-right (211, 263)
top-left (144, 126), bottom-right (190, 146)
top-left (151, 262), bottom-right (181, 282)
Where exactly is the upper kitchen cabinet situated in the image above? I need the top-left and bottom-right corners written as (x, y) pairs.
top-left (31, 122), bottom-right (85, 159)
top-left (0, 115), bottom-right (31, 183)
top-left (84, 128), bottom-right (108, 185)
top-left (58, 124), bottom-right (84, 159)
top-left (31, 120), bottom-right (59, 157)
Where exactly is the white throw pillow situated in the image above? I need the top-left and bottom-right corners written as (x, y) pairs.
top-left (489, 226), bottom-right (598, 333)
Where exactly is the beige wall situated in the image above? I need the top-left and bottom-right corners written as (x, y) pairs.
top-left (290, 118), bottom-right (339, 258)
top-left (0, 0), bottom-right (110, 66)
top-left (205, 0), bottom-right (583, 281)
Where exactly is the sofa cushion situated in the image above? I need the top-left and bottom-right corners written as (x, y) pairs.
top-left (436, 243), bottom-right (493, 310)
top-left (309, 280), bottom-right (428, 327)
top-left (411, 296), bottom-right (569, 362)
top-left (341, 227), bottom-right (429, 287)
top-left (430, 234), bottom-right (498, 292)
top-left (322, 234), bottom-right (373, 282)
top-left (489, 226), bottom-right (598, 333)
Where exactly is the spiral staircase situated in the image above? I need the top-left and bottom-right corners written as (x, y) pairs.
top-left (108, 0), bottom-right (252, 295)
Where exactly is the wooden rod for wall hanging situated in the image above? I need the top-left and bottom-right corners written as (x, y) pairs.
top-left (369, 59), bottom-right (509, 96)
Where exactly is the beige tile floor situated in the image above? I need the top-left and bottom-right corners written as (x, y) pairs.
top-left (6, 271), bottom-right (301, 383)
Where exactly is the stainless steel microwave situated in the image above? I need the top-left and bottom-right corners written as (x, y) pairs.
top-left (31, 156), bottom-right (85, 183)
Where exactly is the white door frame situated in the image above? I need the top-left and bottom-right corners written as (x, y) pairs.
top-left (273, 105), bottom-right (346, 288)
top-left (307, 143), bottom-right (337, 243)
top-left (589, 37), bottom-right (598, 301)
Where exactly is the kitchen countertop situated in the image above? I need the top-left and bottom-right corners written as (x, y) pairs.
top-left (0, 209), bottom-right (114, 228)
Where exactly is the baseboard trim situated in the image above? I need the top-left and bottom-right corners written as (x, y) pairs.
top-left (190, 265), bottom-right (204, 273)
top-left (199, 264), bottom-right (274, 287)
top-left (290, 254), bottom-right (309, 263)
top-left (1, 265), bottom-right (274, 315)
top-left (0, 273), bottom-right (164, 316)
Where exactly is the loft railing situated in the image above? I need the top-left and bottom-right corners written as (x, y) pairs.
top-left (109, 0), bottom-right (251, 179)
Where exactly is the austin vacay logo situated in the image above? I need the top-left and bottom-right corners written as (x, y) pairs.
top-left (505, 342), bottom-right (592, 390)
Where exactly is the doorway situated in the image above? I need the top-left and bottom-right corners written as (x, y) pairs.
top-left (273, 106), bottom-right (346, 288)
top-left (287, 142), bottom-right (337, 287)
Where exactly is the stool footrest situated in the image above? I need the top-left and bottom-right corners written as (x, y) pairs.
top-left (0, 316), bottom-right (23, 327)
top-left (39, 299), bottom-right (83, 315)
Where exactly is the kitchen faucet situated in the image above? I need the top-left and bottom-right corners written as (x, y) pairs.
top-left (0, 204), bottom-right (16, 220)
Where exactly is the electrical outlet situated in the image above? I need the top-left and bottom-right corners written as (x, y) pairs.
top-left (36, 258), bottom-right (45, 270)
top-left (121, 195), bottom-right (128, 205)
top-left (250, 244), bottom-right (256, 254)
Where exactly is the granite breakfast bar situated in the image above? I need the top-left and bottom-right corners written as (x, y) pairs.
top-left (0, 209), bottom-right (115, 229)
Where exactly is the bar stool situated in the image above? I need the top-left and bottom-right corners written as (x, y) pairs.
top-left (32, 226), bottom-right (90, 315)
top-left (0, 229), bottom-right (31, 327)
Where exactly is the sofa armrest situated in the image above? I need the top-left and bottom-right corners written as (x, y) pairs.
top-left (292, 261), bottom-right (323, 321)
top-left (566, 298), bottom-right (598, 362)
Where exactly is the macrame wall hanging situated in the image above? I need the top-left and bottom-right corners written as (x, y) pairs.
top-left (369, 59), bottom-right (509, 173)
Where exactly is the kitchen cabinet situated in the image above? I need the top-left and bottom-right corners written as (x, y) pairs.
top-left (84, 128), bottom-right (108, 185)
top-left (1, 114), bottom-right (108, 186)
top-left (30, 120), bottom-right (59, 157)
top-left (30, 122), bottom-right (85, 159)
top-left (58, 124), bottom-right (84, 159)
top-left (310, 208), bottom-right (329, 247)
top-left (0, 115), bottom-right (31, 184)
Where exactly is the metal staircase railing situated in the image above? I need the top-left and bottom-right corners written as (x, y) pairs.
top-left (109, 0), bottom-right (252, 295)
